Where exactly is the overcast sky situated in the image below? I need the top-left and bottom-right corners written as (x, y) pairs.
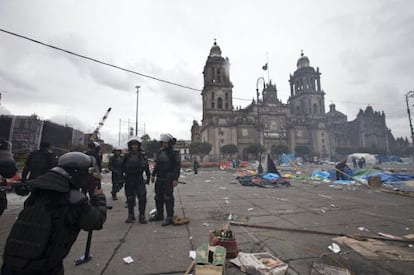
top-left (0, 0), bottom-right (413, 146)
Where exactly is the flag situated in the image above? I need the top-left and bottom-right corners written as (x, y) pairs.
top-left (262, 63), bottom-right (268, 71)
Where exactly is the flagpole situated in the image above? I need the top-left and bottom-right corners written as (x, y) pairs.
top-left (266, 52), bottom-right (270, 83)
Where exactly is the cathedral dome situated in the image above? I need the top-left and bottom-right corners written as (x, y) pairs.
top-left (296, 50), bottom-right (310, 68)
top-left (209, 40), bottom-right (222, 57)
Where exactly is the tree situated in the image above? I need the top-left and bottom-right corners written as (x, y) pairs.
top-left (271, 144), bottom-right (289, 155)
top-left (335, 147), bottom-right (354, 155)
top-left (246, 143), bottom-right (265, 160)
top-left (140, 134), bottom-right (151, 144)
top-left (189, 142), bottom-right (212, 162)
top-left (143, 139), bottom-right (160, 158)
top-left (295, 145), bottom-right (311, 156)
top-left (220, 144), bottom-right (238, 159)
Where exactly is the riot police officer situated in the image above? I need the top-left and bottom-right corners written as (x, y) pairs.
top-left (0, 138), bottom-right (18, 216)
top-left (2, 152), bottom-right (107, 274)
top-left (108, 146), bottom-right (123, 200)
top-left (150, 134), bottom-right (181, 226)
top-left (122, 137), bottom-right (150, 224)
top-left (21, 141), bottom-right (57, 182)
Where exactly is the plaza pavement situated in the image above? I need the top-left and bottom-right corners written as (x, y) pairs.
top-left (1, 166), bottom-right (414, 274)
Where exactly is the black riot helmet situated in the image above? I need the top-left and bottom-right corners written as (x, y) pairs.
top-left (0, 138), bottom-right (12, 151)
top-left (58, 152), bottom-right (93, 188)
top-left (0, 150), bottom-right (17, 178)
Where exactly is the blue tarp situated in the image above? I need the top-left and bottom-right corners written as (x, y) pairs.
top-left (280, 154), bottom-right (295, 164)
top-left (311, 170), bottom-right (331, 179)
top-left (262, 173), bottom-right (281, 181)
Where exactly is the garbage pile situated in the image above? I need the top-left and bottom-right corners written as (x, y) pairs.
top-left (236, 173), bottom-right (290, 188)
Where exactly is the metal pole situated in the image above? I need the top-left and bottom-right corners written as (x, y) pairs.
top-left (135, 86), bottom-right (140, 136)
top-left (406, 91), bottom-right (414, 146)
top-left (118, 118), bottom-right (121, 146)
top-left (256, 77), bottom-right (266, 173)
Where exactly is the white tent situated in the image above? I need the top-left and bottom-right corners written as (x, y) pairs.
top-left (347, 153), bottom-right (377, 166)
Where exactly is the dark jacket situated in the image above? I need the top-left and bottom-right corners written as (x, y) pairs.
top-left (152, 147), bottom-right (181, 181)
top-left (122, 150), bottom-right (150, 179)
top-left (2, 170), bottom-right (106, 273)
top-left (21, 149), bottom-right (57, 180)
top-left (109, 154), bottom-right (123, 175)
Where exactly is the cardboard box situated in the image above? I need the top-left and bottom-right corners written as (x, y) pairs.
top-left (195, 243), bottom-right (226, 275)
top-left (230, 252), bottom-right (288, 275)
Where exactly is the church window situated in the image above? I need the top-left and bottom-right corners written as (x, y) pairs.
top-left (212, 92), bottom-right (215, 100)
top-left (225, 93), bottom-right (228, 100)
top-left (218, 98), bottom-right (223, 109)
top-left (221, 139), bottom-right (224, 144)
top-left (313, 103), bottom-right (318, 114)
top-left (217, 68), bottom-right (222, 83)
top-left (211, 102), bottom-right (215, 109)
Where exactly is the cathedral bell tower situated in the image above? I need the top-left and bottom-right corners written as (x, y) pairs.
top-left (201, 40), bottom-right (233, 123)
top-left (288, 51), bottom-right (325, 118)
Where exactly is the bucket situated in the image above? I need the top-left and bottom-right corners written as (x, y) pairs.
top-left (209, 231), bottom-right (239, 258)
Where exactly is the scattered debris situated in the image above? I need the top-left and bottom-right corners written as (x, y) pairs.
top-left (311, 262), bottom-right (351, 275)
top-left (195, 243), bottom-right (226, 275)
top-left (377, 232), bottom-right (405, 240)
top-left (328, 242), bottom-right (341, 253)
top-left (236, 174), bottom-right (290, 188)
top-left (230, 252), bottom-right (288, 275)
top-left (172, 215), bottom-right (190, 225)
top-left (333, 236), bottom-right (414, 260)
top-left (248, 208), bottom-right (254, 211)
top-left (358, 227), bottom-right (369, 232)
top-left (210, 225), bottom-right (239, 258)
top-left (189, 250), bottom-right (196, 259)
top-left (122, 256), bottom-right (134, 264)
top-left (203, 222), bottom-right (210, 227)
top-left (317, 194), bottom-right (333, 199)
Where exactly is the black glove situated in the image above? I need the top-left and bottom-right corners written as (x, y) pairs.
top-left (15, 184), bottom-right (30, 196)
top-left (69, 189), bottom-right (88, 205)
top-left (0, 191), bottom-right (7, 216)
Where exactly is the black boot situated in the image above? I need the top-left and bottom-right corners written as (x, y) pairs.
top-left (125, 202), bottom-right (135, 223)
top-left (162, 217), bottom-right (173, 226)
top-left (138, 199), bottom-right (147, 224)
top-left (150, 198), bottom-right (164, 222)
top-left (139, 215), bottom-right (148, 224)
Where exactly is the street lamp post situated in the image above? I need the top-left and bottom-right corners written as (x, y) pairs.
top-left (256, 77), bottom-right (266, 173)
top-left (405, 90), bottom-right (414, 146)
top-left (135, 86), bottom-right (140, 136)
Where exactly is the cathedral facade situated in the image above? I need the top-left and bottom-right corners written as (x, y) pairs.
top-left (191, 41), bottom-right (400, 161)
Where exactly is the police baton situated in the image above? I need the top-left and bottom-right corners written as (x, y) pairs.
top-left (75, 231), bottom-right (93, 265)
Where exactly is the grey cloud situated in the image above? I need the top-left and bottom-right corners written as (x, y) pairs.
top-left (0, 68), bottom-right (37, 92)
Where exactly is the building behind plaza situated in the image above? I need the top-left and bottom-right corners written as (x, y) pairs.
top-left (191, 41), bottom-right (409, 161)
